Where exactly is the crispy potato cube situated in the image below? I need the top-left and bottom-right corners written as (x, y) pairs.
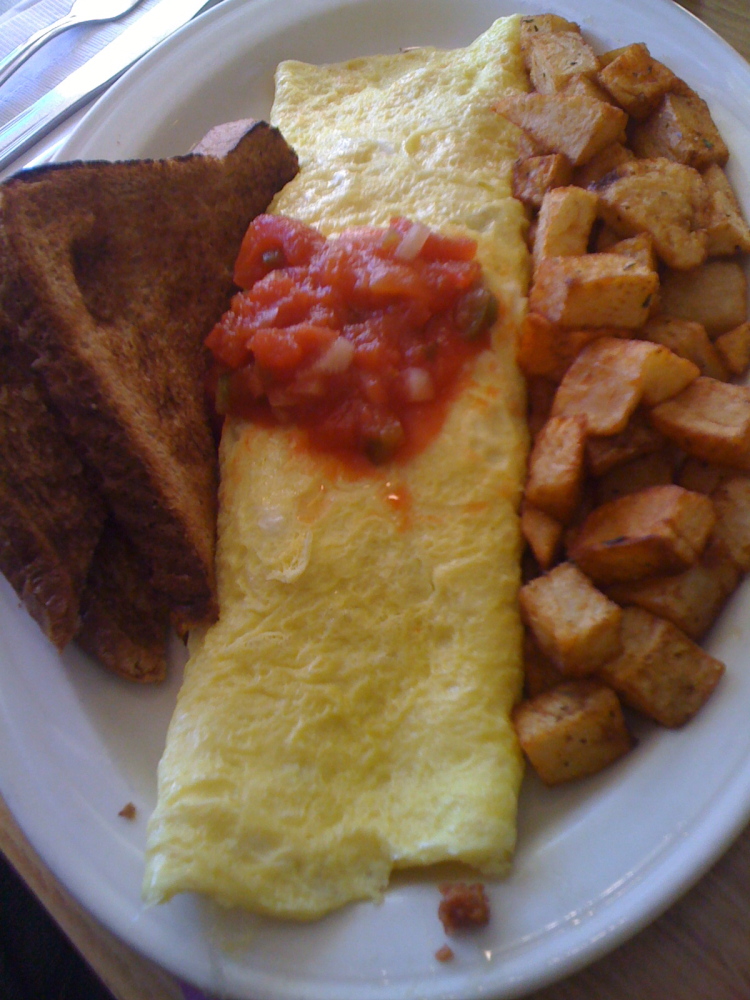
top-left (593, 157), bottom-right (709, 270)
top-left (573, 141), bottom-right (634, 187)
top-left (630, 91), bottom-right (729, 169)
top-left (526, 414), bottom-right (587, 523)
top-left (595, 450), bottom-right (675, 505)
top-left (677, 457), bottom-right (730, 495)
top-left (552, 338), bottom-right (699, 436)
top-left (527, 31), bottom-right (600, 94)
top-left (606, 536), bottom-right (740, 640)
top-left (519, 14), bottom-right (580, 53)
top-left (651, 377), bottom-right (750, 470)
top-left (607, 232), bottom-right (658, 271)
top-left (702, 164), bottom-right (750, 256)
top-left (521, 503), bottom-right (564, 571)
top-left (529, 254), bottom-right (659, 329)
top-left (715, 321), bottom-right (750, 378)
top-left (512, 153), bottom-right (573, 209)
top-left (711, 475), bottom-right (750, 571)
top-left (494, 93), bottom-right (628, 167)
top-left (561, 73), bottom-right (615, 105)
top-left (586, 411), bottom-right (665, 476)
top-left (597, 607), bottom-right (724, 726)
top-left (517, 312), bottom-right (629, 382)
top-left (513, 680), bottom-right (632, 785)
top-left (658, 261), bottom-right (748, 336)
top-left (639, 316), bottom-right (728, 380)
top-left (597, 43), bottom-right (678, 120)
top-left (568, 484), bottom-right (716, 583)
top-left (523, 630), bottom-right (564, 698)
top-left (519, 562), bottom-right (623, 675)
top-left (534, 186), bottom-right (599, 262)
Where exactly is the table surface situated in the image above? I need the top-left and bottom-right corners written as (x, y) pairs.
top-left (2, 1), bottom-right (750, 999)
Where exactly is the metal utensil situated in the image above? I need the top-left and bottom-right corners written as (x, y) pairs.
top-left (0, 0), bottom-right (145, 89)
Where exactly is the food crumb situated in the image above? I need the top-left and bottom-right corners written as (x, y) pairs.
top-left (438, 882), bottom-right (490, 934)
top-left (435, 944), bottom-right (455, 962)
top-left (118, 802), bottom-right (137, 820)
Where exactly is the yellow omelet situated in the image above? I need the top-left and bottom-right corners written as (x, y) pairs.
top-left (143, 15), bottom-right (530, 920)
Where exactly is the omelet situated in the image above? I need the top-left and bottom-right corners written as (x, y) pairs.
top-left (143, 16), bottom-right (530, 920)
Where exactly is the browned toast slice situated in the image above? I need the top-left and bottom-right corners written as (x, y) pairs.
top-left (1, 121), bottom-right (298, 626)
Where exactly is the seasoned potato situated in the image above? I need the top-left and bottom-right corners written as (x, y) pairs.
top-left (526, 30), bottom-right (600, 94)
top-left (586, 411), bottom-right (665, 476)
top-left (711, 476), bottom-right (750, 571)
top-left (513, 680), bottom-right (632, 785)
top-left (512, 153), bottom-right (573, 209)
top-left (523, 630), bottom-right (564, 698)
top-left (521, 502), bottom-right (564, 571)
top-left (594, 450), bottom-right (676, 505)
top-left (658, 260), bottom-right (748, 336)
top-left (529, 254), bottom-right (659, 329)
top-left (606, 536), bottom-right (740, 640)
top-left (715, 322), bottom-right (750, 378)
top-left (568, 484), bottom-right (716, 583)
top-left (561, 73), bottom-right (615, 105)
top-left (593, 157), bottom-right (709, 270)
top-left (650, 377), bottom-right (750, 470)
top-left (597, 606), bottom-right (724, 727)
top-left (573, 140), bottom-right (634, 187)
top-left (597, 43), bottom-right (678, 120)
top-left (494, 93), bottom-right (628, 167)
top-left (519, 562), bottom-right (623, 675)
top-left (534, 186), bottom-right (599, 262)
top-left (677, 457), bottom-right (730, 496)
top-left (607, 232), bottom-right (658, 271)
top-left (517, 313), bottom-right (628, 381)
top-left (702, 164), bottom-right (750, 256)
top-left (639, 316), bottom-right (728, 380)
top-left (630, 91), bottom-right (729, 169)
top-left (551, 337), bottom-right (699, 436)
top-left (525, 414), bottom-right (587, 523)
top-left (519, 13), bottom-right (580, 54)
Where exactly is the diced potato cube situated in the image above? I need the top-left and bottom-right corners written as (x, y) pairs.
top-left (597, 43), bottom-right (678, 120)
top-left (606, 535), bottom-right (740, 640)
top-left (568, 484), bottom-right (716, 583)
top-left (513, 680), bottom-right (632, 784)
top-left (586, 411), bottom-right (665, 476)
top-left (523, 630), bottom-right (564, 698)
top-left (517, 312), bottom-right (629, 382)
top-left (494, 93), bottom-right (628, 167)
top-left (650, 376), bottom-right (750, 469)
top-left (512, 153), bottom-right (573, 209)
top-left (519, 14), bottom-right (580, 54)
top-left (639, 316), bottom-right (728, 380)
top-left (527, 31), bottom-right (600, 94)
top-left (607, 232), bottom-right (658, 271)
top-left (593, 157), bottom-right (709, 270)
top-left (525, 414), bottom-right (587, 523)
top-left (658, 261), bottom-right (748, 336)
top-left (677, 457), bottom-right (729, 495)
top-left (561, 73), bottom-right (615, 105)
top-left (715, 321), bottom-right (750, 378)
top-left (519, 562), bottom-right (623, 675)
top-left (702, 164), bottom-right (750, 256)
top-left (552, 337), bottom-right (699, 436)
top-left (573, 141), bottom-right (634, 187)
top-left (534, 186), bottom-right (599, 262)
top-left (597, 607), bottom-right (724, 726)
top-left (529, 254), bottom-right (659, 329)
top-left (595, 450), bottom-right (675, 505)
top-left (711, 475), bottom-right (750, 570)
top-left (630, 91), bottom-right (729, 169)
top-left (521, 503), bottom-right (564, 571)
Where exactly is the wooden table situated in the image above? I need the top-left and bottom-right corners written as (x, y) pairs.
top-left (2, 2), bottom-right (749, 998)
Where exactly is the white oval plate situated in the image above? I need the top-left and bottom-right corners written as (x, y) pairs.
top-left (3, 1), bottom-right (750, 998)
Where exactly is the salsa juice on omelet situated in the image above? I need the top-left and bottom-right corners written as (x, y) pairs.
top-left (143, 15), bottom-right (530, 920)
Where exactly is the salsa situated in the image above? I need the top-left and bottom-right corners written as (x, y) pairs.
top-left (206, 214), bottom-right (498, 464)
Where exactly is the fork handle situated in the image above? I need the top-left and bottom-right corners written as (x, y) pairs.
top-left (0, 13), bottom-right (78, 89)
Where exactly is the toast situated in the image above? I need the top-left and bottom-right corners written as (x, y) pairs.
top-left (0, 120), bottom-right (298, 671)
top-left (1, 121), bottom-right (298, 627)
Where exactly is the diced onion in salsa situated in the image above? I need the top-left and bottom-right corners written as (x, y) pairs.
top-left (205, 214), bottom-right (498, 464)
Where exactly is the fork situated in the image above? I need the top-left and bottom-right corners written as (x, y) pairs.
top-left (0, 0), bottom-right (145, 89)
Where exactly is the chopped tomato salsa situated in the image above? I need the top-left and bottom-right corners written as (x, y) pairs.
top-left (206, 214), bottom-right (498, 464)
